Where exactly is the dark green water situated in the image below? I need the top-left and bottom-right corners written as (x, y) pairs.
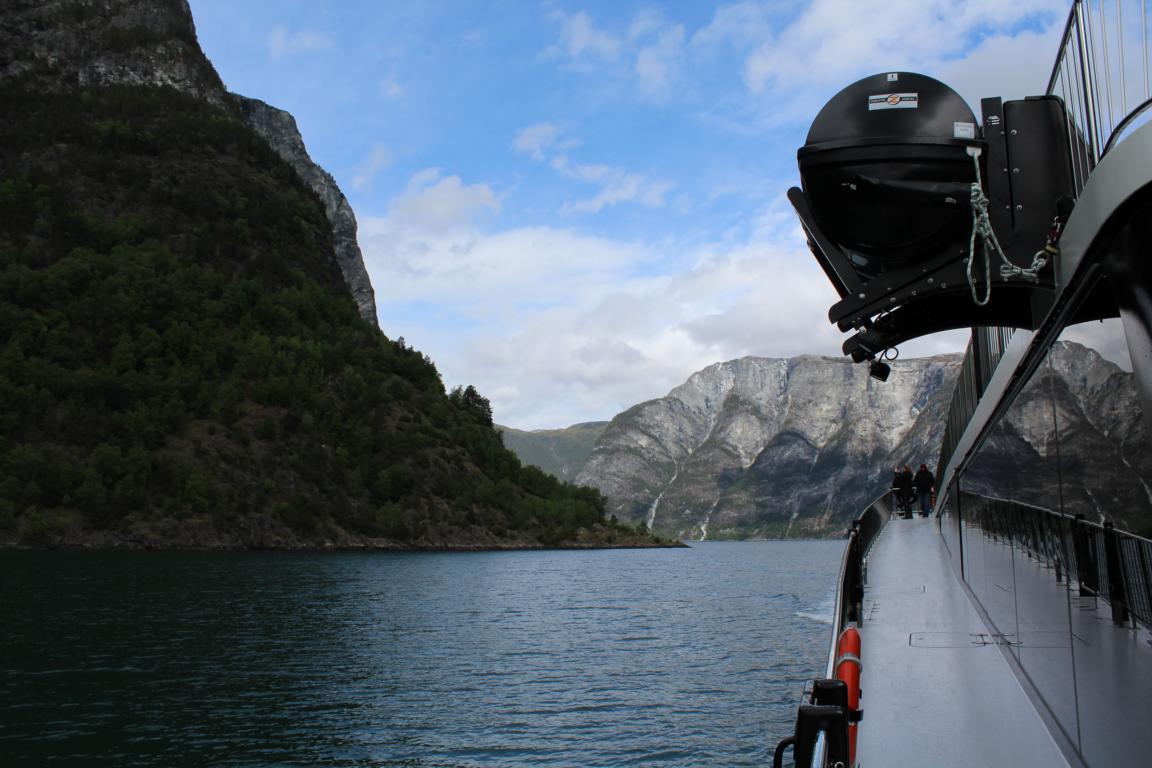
top-left (1, 541), bottom-right (841, 767)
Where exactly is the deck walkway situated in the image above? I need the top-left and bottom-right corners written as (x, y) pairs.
top-left (854, 516), bottom-right (1071, 768)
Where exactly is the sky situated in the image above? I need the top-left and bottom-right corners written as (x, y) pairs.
top-left (185, 0), bottom-right (1074, 430)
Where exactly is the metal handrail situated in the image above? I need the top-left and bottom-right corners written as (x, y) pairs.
top-left (961, 491), bottom-right (1152, 629)
top-left (824, 494), bottom-right (887, 676)
top-left (1046, 0), bottom-right (1152, 194)
top-left (776, 497), bottom-right (886, 767)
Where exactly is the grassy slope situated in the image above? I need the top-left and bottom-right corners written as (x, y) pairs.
top-left (498, 422), bottom-right (608, 482)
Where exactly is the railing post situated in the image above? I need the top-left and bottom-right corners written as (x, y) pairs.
top-left (1051, 515), bottom-right (1064, 583)
top-left (1103, 521), bottom-right (1132, 626)
top-left (1074, 0), bottom-right (1102, 162)
top-left (1074, 514), bottom-right (1097, 597)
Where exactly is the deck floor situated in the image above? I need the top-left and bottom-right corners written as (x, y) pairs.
top-left (855, 516), bottom-right (1072, 768)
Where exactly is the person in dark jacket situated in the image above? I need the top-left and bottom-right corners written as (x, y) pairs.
top-left (896, 465), bottom-right (915, 518)
top-left (914, 464), bottom-right (935, 517)
top-left (889, 467), bottom-right (902, 517)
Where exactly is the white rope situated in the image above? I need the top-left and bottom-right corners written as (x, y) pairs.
top-left (965, 148), bottom-right (1051, 307)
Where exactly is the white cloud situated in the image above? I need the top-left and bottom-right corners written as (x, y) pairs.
top-left (745, 0), bottom-right (1064, 90)
top-left (715, 0), bottom-right (1068, 125)
top-left (350, 145), bottom-right (393, 192)
top-left (547, 8), bottom-right (686, 103)
top-left (549, 10), bottom-right (621, 62)
top-left (691, 1), bottom-right (777, 50)
top-left (551, 155), bottom-right (675, 214)
top-left (268, 25), bottom-right (334, 61)
top-left (358, 171), bottom-right (968, 429)
top-left (939, 28), bottom-right (1064, 111)
top-left (363, 219), bottom-right (650, 306)
top-left (513, 122), bottom-right (561, 161)
top-left (511, 126), bottom-right (675, 215)
top-left (383, 169), bottom-right (501, 235)
top-left (634, 24), bottom-right (685, 103)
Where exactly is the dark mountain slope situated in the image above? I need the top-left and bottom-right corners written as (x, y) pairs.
top-left (0, 4), bottom-right (655, 549)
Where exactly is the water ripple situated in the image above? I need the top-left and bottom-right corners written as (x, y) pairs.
top-left (1, 541), bottom-right (841, 767)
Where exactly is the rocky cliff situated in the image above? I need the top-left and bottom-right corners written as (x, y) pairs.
top-left (0, 0), bottom-right (226, 103)
top-left (569, 342), bottom-right (1151, 540)
top-left (234, 97), bottom-right (377, 324)
top-left (0, 0), bottom-right (376, 324)
top-left (576, 355), bottom-right (962, 539)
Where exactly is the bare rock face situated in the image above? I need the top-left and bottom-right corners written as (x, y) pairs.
top-left (1, 0), bottom-right (378, 326)
top-left (576, 354), bottom-right (962, 538)
top-left (0, 0), bottom-right (227, 105)
top-left (233, 96), bottom-right (378, 325)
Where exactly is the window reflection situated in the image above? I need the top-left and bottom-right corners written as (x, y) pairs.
top-left (1053, 319), bottom-right (1152, 535)
top-left (951, 311), bottom-right (1152, 764)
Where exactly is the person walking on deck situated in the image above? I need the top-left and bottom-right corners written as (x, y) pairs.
top-left (914, 464), bottom-right (935, 518)
top-left (896, 465), bottom-right (915, 518)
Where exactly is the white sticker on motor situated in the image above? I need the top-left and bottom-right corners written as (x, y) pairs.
top-left (868, 92), bottom-right (918, 110)
top-left (953, 121), bottom-right (976, 139)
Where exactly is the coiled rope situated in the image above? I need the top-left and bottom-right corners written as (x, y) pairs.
top-left (966, 147), bottom-right (1053, 306)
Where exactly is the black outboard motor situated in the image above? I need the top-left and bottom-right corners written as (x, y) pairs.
top-left (789, 72), bottom-right (1080, 367)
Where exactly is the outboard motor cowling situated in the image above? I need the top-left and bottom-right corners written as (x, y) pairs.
top-left (789, 71), bottom-right (1079, 368)
top-left (798, 72), bottom-right (982, 277)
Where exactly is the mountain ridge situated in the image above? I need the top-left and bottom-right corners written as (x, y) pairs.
top-left (0, 0), bottom-right (662, 550)
top-left (497, 344), bottom-right (1150, 539)
top-left (575, 353), bottom-right (962, 538)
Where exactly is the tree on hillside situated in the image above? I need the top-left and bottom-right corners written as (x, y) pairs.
top-left (449, 385), bottom-right (493, 426)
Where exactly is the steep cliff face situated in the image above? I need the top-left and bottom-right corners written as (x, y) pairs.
top-left (0, 0), bottom-right (377, 325)
top-left (0, 0), bottom-right (226, 104)
top-left (576, 355), bottom-right (963, 538)
top-left (234, 97), bottom-right (377, 324)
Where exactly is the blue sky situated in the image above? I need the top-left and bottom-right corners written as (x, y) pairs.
top-left (185, 0), bottom-right (1070, 429)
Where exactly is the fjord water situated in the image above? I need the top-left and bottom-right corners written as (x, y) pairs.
top-left (1, 541), bottom-right (841, 767)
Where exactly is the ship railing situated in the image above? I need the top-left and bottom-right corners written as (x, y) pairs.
top-left (935, 325), bottom-right (1016, 491)
top-left (1048, 0), bottom-right (1152, 194)
top-left (824, 494), bottom-right (886, 672)
top-left (962, 491), bottom-right (1152, 629)
top-left (773, 496), bottom-right (887, 767)
top-left (938, 0), bottom-right (1152, 484)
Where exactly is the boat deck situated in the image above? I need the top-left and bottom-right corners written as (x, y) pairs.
top-left (856, 516), bottom-right (1071, 768)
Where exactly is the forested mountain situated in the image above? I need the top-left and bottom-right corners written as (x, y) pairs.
top-left (498, 422), bottom-right (608, 483)
top-left (0, 0), bottom-right (658, 549)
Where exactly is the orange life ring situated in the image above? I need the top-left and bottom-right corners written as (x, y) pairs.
top-left (835, 625), bottom-right (862, 767)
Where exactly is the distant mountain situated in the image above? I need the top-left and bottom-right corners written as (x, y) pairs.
top-left (571, 343), bottom-right (1150, 540)
top-left (499, 422), bottom-right (608, 483)
top-left (576, 355), bottom-right (962, 539)
top-left (964, 341), bottom-right (1152, 536)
